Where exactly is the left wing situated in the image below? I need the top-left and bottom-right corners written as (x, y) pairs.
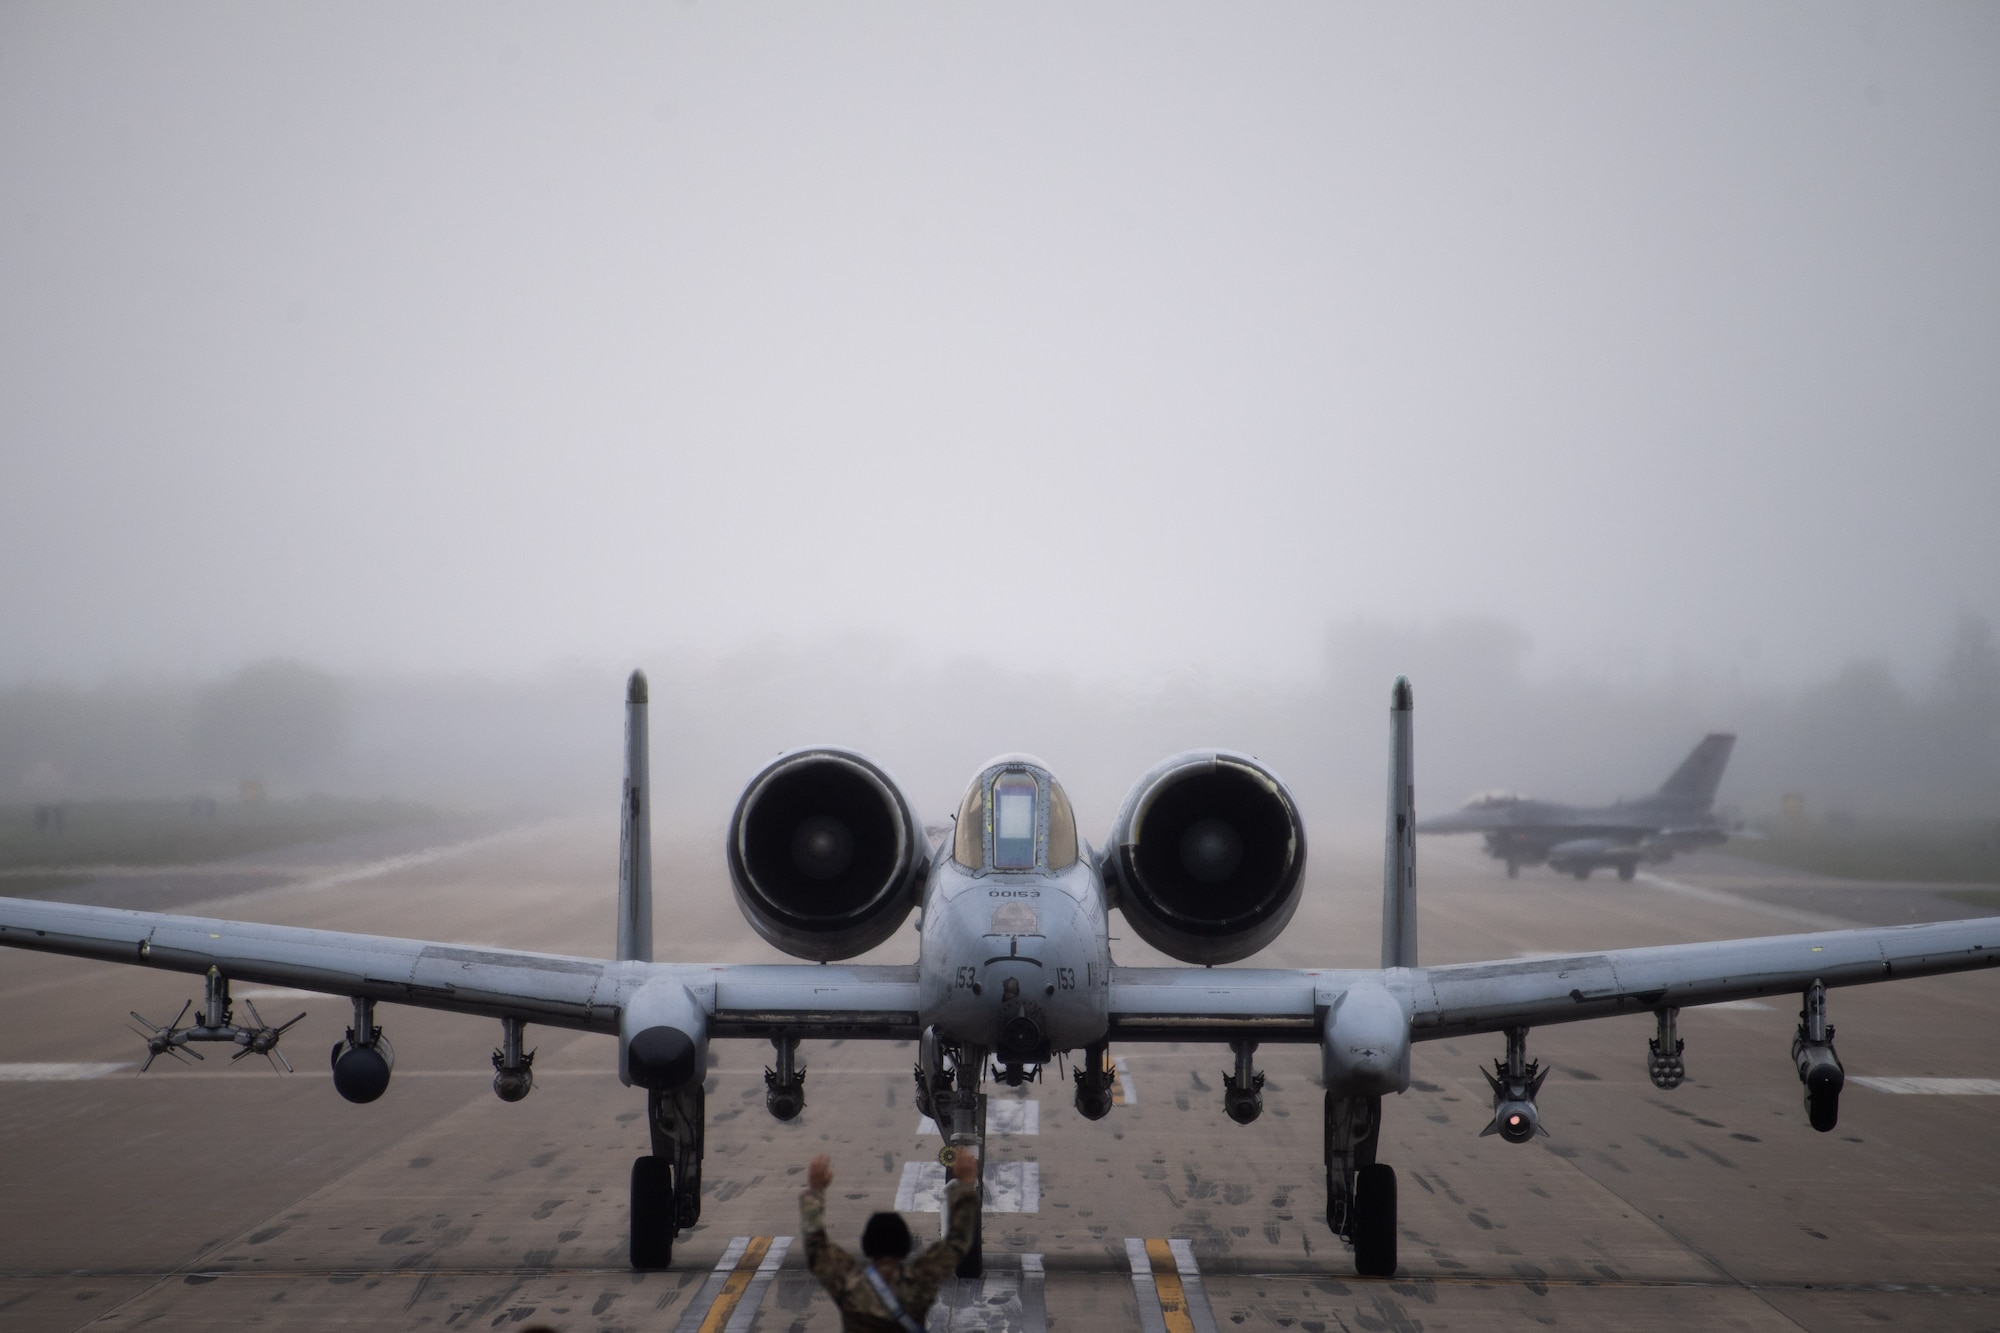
top-left (0, 896), bottom-right (919, 1040)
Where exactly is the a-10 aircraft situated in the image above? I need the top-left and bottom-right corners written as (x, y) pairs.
top-left (2, 680), bottom-right (1997, 1279)
top-left (1416, 733), bottom-right (1738, 880)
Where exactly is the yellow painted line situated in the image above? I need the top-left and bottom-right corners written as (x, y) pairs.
top-left (1146, 1238), bottom-right (1197, 1333)
top-left (696, 1235), bottom-right (772, 1333)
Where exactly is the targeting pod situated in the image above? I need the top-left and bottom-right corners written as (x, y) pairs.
top-left (1223, 1040), bottom-right (1265, 1125)
top-left (1073, 1042), bottom-right (1115, 1121)
top-left (331, 997), bottom-right (393, 1104)
top-left (492, 1016), bottom-right (535, 1103)
top-left (764, 1035), bottom-right (806, 1121)
top-left (1791, 980), bottom-right (1843, 1132)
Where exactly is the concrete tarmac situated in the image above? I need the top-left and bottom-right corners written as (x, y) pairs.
top-left (2, 816), bottom-right (1999, 1331)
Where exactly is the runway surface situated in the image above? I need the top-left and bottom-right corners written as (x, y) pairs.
top-left (3, 817), bottom-right (1999, 1331)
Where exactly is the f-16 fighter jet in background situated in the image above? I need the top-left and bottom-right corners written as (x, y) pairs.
top-left (1417, 733), bottom-right (1736, 880)
top-left (2, 689), bottom-right (1995, 1281)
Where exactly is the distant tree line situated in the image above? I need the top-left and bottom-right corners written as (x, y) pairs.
top-left (0, 620), bottom-right (1993, 830)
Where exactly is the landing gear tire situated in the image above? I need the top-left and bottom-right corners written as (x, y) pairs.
top-left (630, 1155), bottom-right (675, 1270)
top-left (1572, 867), bottom-right (1592, 881)
top-left (1351, 1162), bottom-right (1398, 1278)
top-left (1505, 859), bottom-right (1519, 879)
top-left (1807, 1087), bottom-right (1840, 1133)
top-left (1616, 861), bottom-right (1637, 882)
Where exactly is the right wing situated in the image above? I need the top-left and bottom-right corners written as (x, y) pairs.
top-left (1103, 915), bottom-right (2000, 1044)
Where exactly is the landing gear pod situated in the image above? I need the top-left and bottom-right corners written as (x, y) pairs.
top-left (1321, 982), bottom-right (1412, 1098)
top-left (620, 981), bottom-right (708, 1091)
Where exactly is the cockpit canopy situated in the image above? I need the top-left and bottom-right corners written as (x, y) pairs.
top-left (952, 759), bottom-right (1079, 873)
top-left (1466, 790), bottom-right (1528, 809)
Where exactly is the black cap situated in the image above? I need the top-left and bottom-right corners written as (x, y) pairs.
top-left (1391, 676), bottom-right (1413, 712)
top-left (861, 1211), bottom-right (913, 1259)
top-left (628, 670), bottom-right (649, 705)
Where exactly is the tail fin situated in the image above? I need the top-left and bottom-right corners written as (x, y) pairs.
top-left (1655, 733), bottom-right (1735, 809)
top-left (1381, 677), bottom-right (1417, 969)
top-left (618, 670), bottom-right (653, 963)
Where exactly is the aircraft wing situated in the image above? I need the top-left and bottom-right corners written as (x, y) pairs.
top-left (0, 897), bottom-right (921, 1040)
top-left (1108, 916), bottom-right (2000, 1043)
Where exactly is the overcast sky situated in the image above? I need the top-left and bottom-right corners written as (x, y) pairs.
top-left (3, 4), bottom-right (1996, 690)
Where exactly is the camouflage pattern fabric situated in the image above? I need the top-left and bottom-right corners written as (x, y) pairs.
top-left (800, 1178), bottom-right (979, 1331)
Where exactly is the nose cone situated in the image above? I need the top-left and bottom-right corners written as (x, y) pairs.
top-left (627, 1025), bottom-right (700, 1090)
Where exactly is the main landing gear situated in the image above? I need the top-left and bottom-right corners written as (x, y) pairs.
top-left (915, 1027), bottom-right (989, 1278)
top-left (1325, 1093), bottom-right (1397, 1277)
top-left (631, 1080), bottom-right (705, 1269)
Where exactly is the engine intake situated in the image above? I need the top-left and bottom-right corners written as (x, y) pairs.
top-left (1103, 750), bottom-right (1307, 964)
top-left (728, 748), bottom-right (925, 961)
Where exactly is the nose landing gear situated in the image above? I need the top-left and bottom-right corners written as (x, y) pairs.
top-left (915, 1027), bottom-right (989, 1278)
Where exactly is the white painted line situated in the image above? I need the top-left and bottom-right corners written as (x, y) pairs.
top-left (1634, 872), bottom-right (1854, 932)
top-left (1167, 1238), bottom-right (1221, 1333)
top-left (723, 1235), bottom-right (791, 1333)
top-left (1851, 1077), bottom-right (2000, 1095)
top-left (1125, 1238), bottom-right (1170, 1333)
top-left (918, 1100), bottom-right (1039, 1136)
top-left (1697, 999), bottom-right (1772, 1011)
top-left (236, 988), bottom-right (330, 1002)
top-left (0, 1062), bottom-right (131, 1081)
top-left (1115, 1055), bottom-right (1137, 1106)
top-left (672, 1236), bottom-right (751, 1333)
top-left (262, 827), bottom-right (540, 900)
top-left (895, 1161), bottom-right (1039, 1213)
top-left (923, 1251), bottom-right (1047, 1331)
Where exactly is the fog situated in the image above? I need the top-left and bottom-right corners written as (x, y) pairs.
top-left (4, 614), bottom-right (1996, 844)
top-left (2, 7), bottom-right (1997, 826)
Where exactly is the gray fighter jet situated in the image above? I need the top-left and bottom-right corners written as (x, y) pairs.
top-left (2, 687), bottom-right (1994, 1281)
top-left (1417, 733), bottom-right (1736, 880)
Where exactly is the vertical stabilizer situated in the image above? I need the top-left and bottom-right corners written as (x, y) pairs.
top-left (1381, 677), bottom-right (1417, 969)
top-left (1655, 733), bottom-right (1736, 810)
top-left (618, 670), bottom-right (653, 963)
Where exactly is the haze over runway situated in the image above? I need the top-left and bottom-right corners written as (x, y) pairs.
top-left (3, 818), bottom-right (1998, 1331)
top-left (2, 3), bottom-right (1998, 697)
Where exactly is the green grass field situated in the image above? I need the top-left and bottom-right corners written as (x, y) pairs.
top-left (0, 798), bottom-right (439, 874)
top-left (1729, 818), bottom-right (2000, 885)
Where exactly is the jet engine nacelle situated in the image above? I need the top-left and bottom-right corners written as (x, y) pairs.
top-left (728, 748), bottom-right (926, 962)
top-left (1102, 750), bottom-right (1307, 965)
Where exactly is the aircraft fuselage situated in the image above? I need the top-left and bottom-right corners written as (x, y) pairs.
top-left (917, 841), bottom-right (1113, 1060)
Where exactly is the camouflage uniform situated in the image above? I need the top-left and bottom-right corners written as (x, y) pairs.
top-left (799, 1178), bottom-right (979, 1332)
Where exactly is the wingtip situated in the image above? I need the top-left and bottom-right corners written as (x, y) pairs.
top-left (627, 670), bottom-right (649, 705)
top-left (1391, 676), bottom-right (1413, 712)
